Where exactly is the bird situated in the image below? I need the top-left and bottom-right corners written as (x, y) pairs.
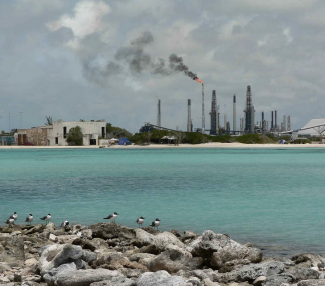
top-left (25, 214), bottom-right (33, 225)
top-left (150, 218), bottom-right (161, 230)
top-left (60, 220), bottom-right (69, 227)
top-left (103, 212), bottom-right (118, 223)
top-left (9, 212), bottom-right (18, 221)
top-left (40, 214), bottom-right (51, 224)
top-left (5, 218), bottom-right (15, 228)
top-left (136, 217), bottom-right (145, 228)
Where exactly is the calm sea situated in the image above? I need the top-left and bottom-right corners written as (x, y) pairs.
top-left (1, 147), bottom-right (324, 257)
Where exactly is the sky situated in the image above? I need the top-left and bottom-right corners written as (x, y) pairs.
top-left (0, 0), bottom-right (324, 133)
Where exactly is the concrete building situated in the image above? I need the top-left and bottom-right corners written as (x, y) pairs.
top-left (26, 126), bottom-right (52, 146)
top-left (19, 120), bottom-right (106, 146)
top-left (47, 120), bottom-right (106, 146)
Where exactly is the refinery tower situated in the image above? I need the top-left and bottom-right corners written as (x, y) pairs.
top-left (244, 85), bottom-right (255, 133)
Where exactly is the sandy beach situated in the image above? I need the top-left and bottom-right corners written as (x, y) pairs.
top-left (0, 142), bottom-right (324, 149)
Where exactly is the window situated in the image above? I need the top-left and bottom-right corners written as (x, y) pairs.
top-left (55, 137), bottom-right (58, 144)
top-left (63, 127), bottom-right (67, 138)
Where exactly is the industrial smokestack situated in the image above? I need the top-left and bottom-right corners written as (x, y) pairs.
top-left (157, 99), bottom-right (161, 127)
top-left (244, 85), bottom-right (254, 133)
top-left (202, 83), bottom-right (205, 134)
top-left (287, 116), bottom-right (291, 131)
top-left (187, 99), bottom-right (191, 132)
top-left (275, 110), bottom-right (277, 130)
top-left (210, 90), bottom-right (217, 135)
top-left (233, 95), bottom-right (236, 133)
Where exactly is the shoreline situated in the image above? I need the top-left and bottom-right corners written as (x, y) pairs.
top-left (1, 142), bottom-right (325, 149)
top-left (0, 222), bottom-right (324, 285)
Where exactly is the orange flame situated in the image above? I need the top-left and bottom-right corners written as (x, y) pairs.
top-left (196, 78), bottom-right (203, 83)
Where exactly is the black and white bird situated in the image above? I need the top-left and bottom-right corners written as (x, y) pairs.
top-left (5, 218), bottom-right (15, 227)
top-left (150, 218), bottom-right (161, 230)
top-left (136, 217), bottom-right (145, 228)
top-left (60, 220), bottom-right (69, 227)
top-left (9, 212), bottom-right (18, 221)
top-left (40, 214), bottom-right (51, 224)
top-left (103, 212), bottom-right (118, 223)
top-left (25, 214), bottom-right (33, 225)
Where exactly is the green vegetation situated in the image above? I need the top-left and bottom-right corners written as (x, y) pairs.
top-left (45, 116), bottom-right (53, 125)
top-left (106, 123), bottom-right (132, 139)
top-left (66, 126), bottom-right (83, 146)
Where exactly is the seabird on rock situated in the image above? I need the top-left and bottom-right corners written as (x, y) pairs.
top-left (10, 212), bottom-right (18, 221)
top-left (40, 214), bottom-right (51, 224)
top-left (25, 214), bottom-right (33, 225)
top-left (76, 230), bottom-right (83, 237)
top-left (150, 218), bottom-right (161, 230)
top-left (60, 220), bottom-right (69, 227)
top-left (136, 217), bottom-right (145, 228)
top-left (5, 218), bottom-right (15, 228)
top-left (103, 212), bottom-right (118, 223)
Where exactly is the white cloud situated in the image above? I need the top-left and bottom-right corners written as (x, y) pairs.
top-left (283, 28), bottom-right (293, 43)
top-left (47, 1), bottom-right (111, 38)
top-left (236, 0), bottom-right (317, 11)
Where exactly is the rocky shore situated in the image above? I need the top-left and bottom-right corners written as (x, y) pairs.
top-left (0, 223), bottom-right (324, 286)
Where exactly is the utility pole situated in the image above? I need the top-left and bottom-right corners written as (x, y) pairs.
top-left (9, 113), bottom-right (10, 133)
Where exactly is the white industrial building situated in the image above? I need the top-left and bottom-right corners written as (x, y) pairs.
top-left (47, 120), bottom-right (106, 146)
top-left (298, 119), bottom-right (325, 137)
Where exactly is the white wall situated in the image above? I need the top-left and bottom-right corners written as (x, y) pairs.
top-left (48, 121), bottom-right (106, 146)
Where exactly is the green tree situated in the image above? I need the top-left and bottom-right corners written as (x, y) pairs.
top-left (45, 116), bottom-right (53, 125)
top-left (66, 126), bottom-right (83, 146)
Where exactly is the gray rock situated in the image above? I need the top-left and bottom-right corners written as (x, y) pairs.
top-left (89, 278), bottom-right (136, 286)
top-left (21, 282), bottom-right (41, 286)
top-left (129, 253), bottom-right (155, 262)
top-left (292, 253), bottom-right (325, 268)
top-left (215, 261), bottom-right (285, 284)
top-left (192, 269), bottom-right (216, 281)
top-left (134, 229), bottom-right (184, 251)
top-left (297, 279), bottom-right (325, 286)
top-left (188, 230), bottom-right (262, 269)
top-left (285, 263), bottom-right (320, 282)
top-left (43, 262), bottom-right (77, 286)
top-left (45, 223), bottom-right (56, 232)
top-left (81, 229), bottom-right (93, 240)
top-left (89, 223), bottom-right (135, 240)
top-left (0, 236), bottom-right (25, 262)
top-left (181, 231), bottom-right (199, 242)
top-left (134, 244), bottom-right (160, 255)
top-left (148, 249), bottom-right (203, 273)
top-left (264, 274), bottom-right (295, 286)
top-left (137, 270), bottom-right (186, 286)
top-left (186, 276), bottom-right (201, 286)
top-left (56, 268), bottom-right (126, 286)
top-left (82, 250), bottom-right (97, 263)
top-left (24, 224), bottom-right (46, 235)
top-left (119, 268), bottom-right (147, 278)
top-left (39, 244), bottom-right (84, 275)
top-left (202, 278), bottom-right (222, 286)
top-left (253, 275), bottom-right (266, 286)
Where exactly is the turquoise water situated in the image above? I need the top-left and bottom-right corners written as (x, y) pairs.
top-left (1, 148), bottom-right (325, 257)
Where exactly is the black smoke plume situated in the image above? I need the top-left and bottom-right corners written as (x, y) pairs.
top-left (82, 31), bottom-right (199, 85)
